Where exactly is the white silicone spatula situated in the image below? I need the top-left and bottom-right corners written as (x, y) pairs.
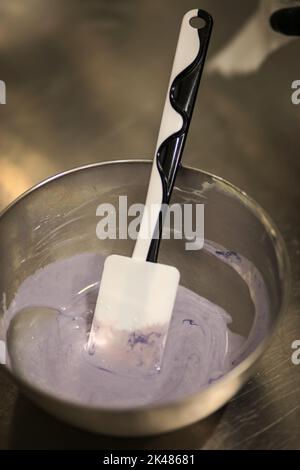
top-left (87, 9), bottom-right (213, 377)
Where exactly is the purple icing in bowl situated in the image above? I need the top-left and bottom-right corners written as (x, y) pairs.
top-left (4, 241), bottom-right (270, 409)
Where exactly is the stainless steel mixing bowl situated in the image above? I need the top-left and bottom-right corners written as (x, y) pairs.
top-left (0, 160), bottom-right (290, 436)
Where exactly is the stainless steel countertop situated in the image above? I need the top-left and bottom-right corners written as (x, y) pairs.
top-left (0, 0), bottom-right (299, 449)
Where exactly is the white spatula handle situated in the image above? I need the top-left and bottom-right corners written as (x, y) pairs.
top-left (132, 9), bottom-right (213, 261)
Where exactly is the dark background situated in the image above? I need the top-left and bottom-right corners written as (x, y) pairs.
top-left (0, 0), bottom-right (299, 449)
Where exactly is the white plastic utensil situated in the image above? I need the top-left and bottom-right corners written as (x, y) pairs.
top-left (87, 9), bottom-right (213, 377)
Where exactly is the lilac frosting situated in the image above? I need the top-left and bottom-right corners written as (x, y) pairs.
top-left (4, 242), bottom-right (270, 409)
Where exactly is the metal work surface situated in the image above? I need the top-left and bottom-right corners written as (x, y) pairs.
top-left (0, 0), bottom-right (299, 449)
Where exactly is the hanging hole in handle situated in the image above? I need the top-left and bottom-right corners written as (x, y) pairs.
top-left (270, 7), bottom-right (300, 36)
top-left (189, 16), bottom-right (206, 29)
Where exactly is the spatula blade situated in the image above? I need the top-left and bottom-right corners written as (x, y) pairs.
top-left (87, 254), bottom-right (180, 377)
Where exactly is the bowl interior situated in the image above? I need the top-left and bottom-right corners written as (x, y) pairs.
top-left (0, 160), bottom-right (288, 407)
